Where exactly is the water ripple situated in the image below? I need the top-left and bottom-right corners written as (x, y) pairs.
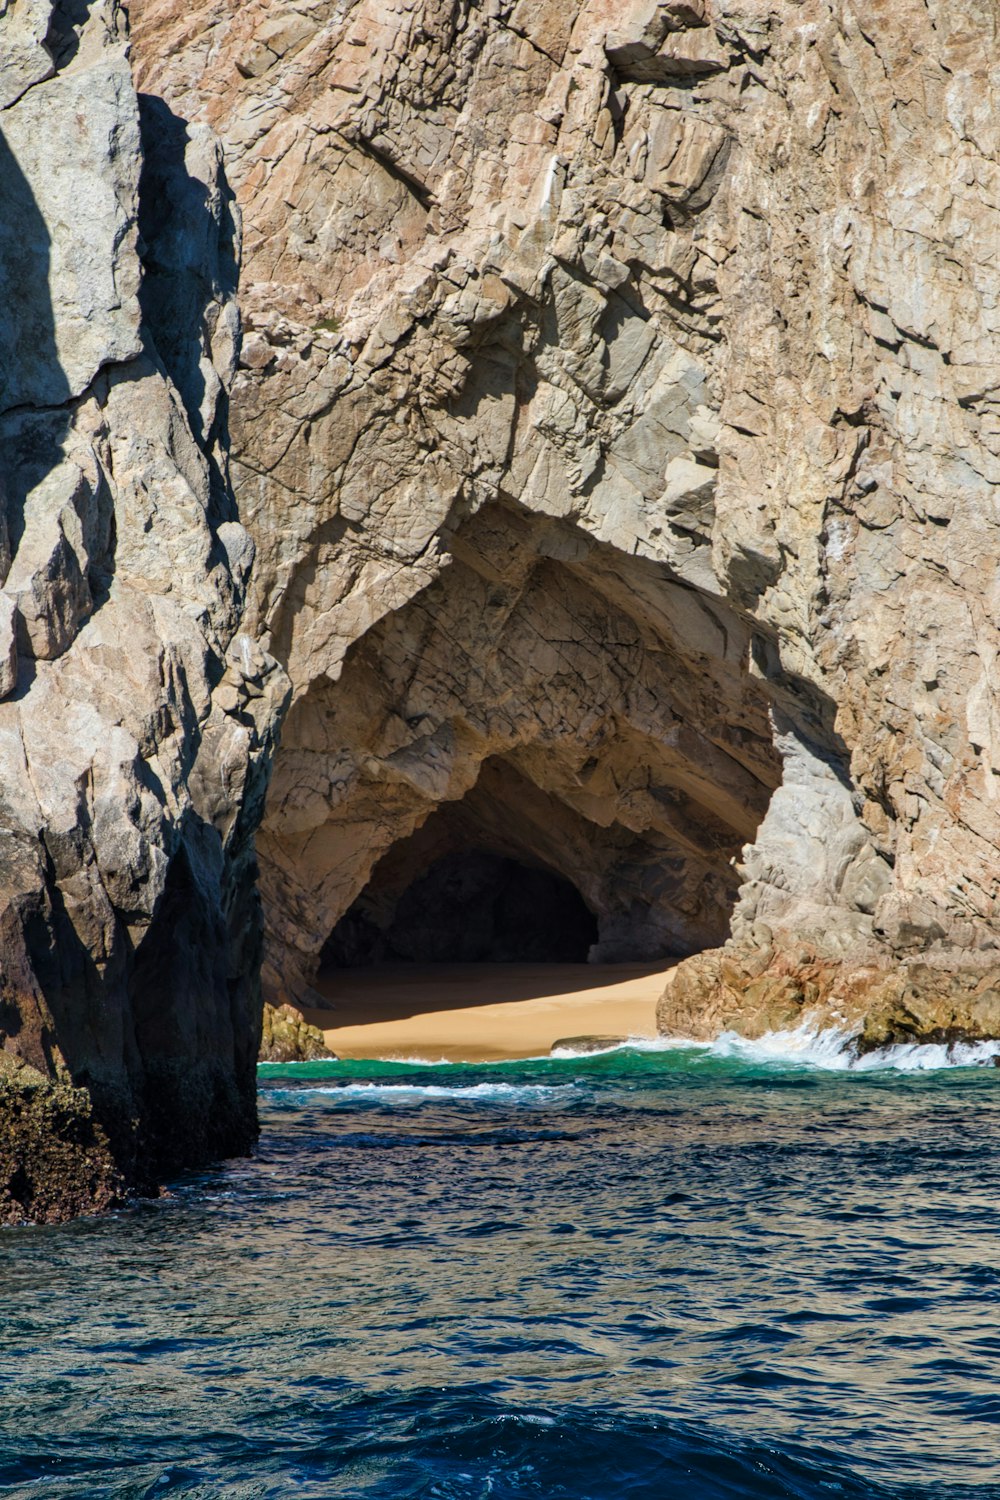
top-left (2, 1046), bottom-right (999, 1496)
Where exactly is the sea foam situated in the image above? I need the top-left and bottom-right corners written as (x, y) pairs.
top-left (553, 1022), bottom-right (1000, 1072)
top-left (267, 1080), bottom-right (570, 1103)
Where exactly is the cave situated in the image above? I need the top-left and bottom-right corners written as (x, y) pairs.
top-left (315, 753), bottom-right (669, 975)
top-left (256, 499), bottom-right (785, 1008)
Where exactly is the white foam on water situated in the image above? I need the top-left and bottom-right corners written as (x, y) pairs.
top-left (354, 1055), bottom-right (455, 1068)
top-left (706, 1021), bottom-right (1000, 1072)
top-left (270, 1080), bottom-right (570, 1103)
top-left (708, 1023), bottom-right (857, 1069)
top-left (852, 1037), bottom-right (1000, 1071)
top-left (617, 1035), bottom-right (703, 1054)
top-left (549, 1023), bottom-right (1000, 1071)
top-left (547, 1035), bottom-right (703, 1060)
top-left (548, 1043), bottom-right (627, 1059)
top-left (264, 1027), bottom-right (1000, 1080)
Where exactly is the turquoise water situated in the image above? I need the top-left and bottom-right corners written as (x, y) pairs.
top-left (2, 1040), bottom-right (1000, 1497)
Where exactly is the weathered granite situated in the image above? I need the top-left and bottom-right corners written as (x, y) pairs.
top-left (658, 941), bottom-right (1000, 1054)
top-left (0, 0), bottom-right (288, 1222)
top-left (129, 0), bottom-right (1000, 1046)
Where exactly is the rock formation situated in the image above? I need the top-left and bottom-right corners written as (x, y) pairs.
top-left (130, 0), bottom-right (783, 1007)
top-left (258, 1001), bottom-right (333, 1063)
top-left (130, 0), bottom-right (1000, 1049)
top-left (4, 0), bottom-right (999, 1220)
top-left (0, 0), bottom-right (287, 1221)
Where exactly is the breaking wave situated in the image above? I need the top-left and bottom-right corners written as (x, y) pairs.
top-left (546, 1022), bottom-right (1000, 1072)
top-left (703, 1023), bottom-right (1000, 1072)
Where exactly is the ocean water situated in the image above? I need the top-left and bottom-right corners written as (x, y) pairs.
top-left (2, 1032), bottom-right (1000, 1498)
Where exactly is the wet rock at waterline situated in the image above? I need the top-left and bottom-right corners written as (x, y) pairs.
top-left (551, 1037), bottom-right (630, 1057)
top-left (658, 946), bottom-right (1000, 1055)
top-left (0, 1059), bottom-right (124, 1226)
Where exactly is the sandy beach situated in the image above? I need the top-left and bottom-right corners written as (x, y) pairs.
top-left (303, 962), bottom-right (674, 1060)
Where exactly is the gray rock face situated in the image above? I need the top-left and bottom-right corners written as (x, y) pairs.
top-left (0, 0), bottom-right (287, 1222)
top-left (0, 6), bottom-right (141, 409)
top-left (129, 0), bottom-right (1000, 1043)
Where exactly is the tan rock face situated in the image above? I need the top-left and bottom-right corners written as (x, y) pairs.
top-left (0, 0), bottom-right (288, 1220)
top-left (658, 944), bottom-right (1000, 1055)
top-left (130, 0), bottom-right (1000, 1033)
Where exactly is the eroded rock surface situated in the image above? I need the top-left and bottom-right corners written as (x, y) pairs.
top-left (659, 944), bottom-right (1000, 1056)
top-left (259, 1002), bottom-right (334, 1063)
top-left (0, 1057), bottom-right (123, 1226)
top-left (0, 0), bottom-right (288, 1221)
top-left (130, 0), bottom-right (1000, 1043)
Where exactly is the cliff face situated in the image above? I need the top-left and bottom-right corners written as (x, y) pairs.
top-left (131, 0), bottom-right (785, 1006)
top-left (0, 0), bottom-right (288, 1222)
top-left (3, 0), bottom-right (996, 1219)
top-left (130, 0), bottom-right (1000, 1045)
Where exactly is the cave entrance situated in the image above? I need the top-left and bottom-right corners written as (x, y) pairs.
top-left (323, 847), bottom-right (599, 966)
top-left (257, 501), bottom-right (786, 1019)
top-left (318, 765), bottom-right (606, 977)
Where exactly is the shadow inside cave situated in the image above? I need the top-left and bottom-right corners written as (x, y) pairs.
top-left (311, 961), bottom-right (673, 1024)
top-left (324, 847), bottom-right (599, 967)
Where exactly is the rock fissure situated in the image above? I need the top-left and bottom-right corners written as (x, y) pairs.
top-left (0, 0), bottom-right (289, 1221)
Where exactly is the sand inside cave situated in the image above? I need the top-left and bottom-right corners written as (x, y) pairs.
top-left (302, 962), bottom-right (673, 1061)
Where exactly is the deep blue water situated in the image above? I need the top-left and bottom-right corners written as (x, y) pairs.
top-left (2, 1040), bottom-right (1000, 1498)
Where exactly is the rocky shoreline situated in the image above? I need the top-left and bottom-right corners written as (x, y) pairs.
top-left (2, 0), bottom-right (999, 1219)
top-left (659, 945), bottom-right (1000, 1056)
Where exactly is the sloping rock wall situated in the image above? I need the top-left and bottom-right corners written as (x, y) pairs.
top-left (130, 0), bottom-right (1000, 1041)
top-left (0, 0), bottom-right (287, 1221)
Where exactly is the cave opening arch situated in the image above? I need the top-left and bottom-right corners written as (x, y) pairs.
top-left (255, 501), bottom-right (785, 1011)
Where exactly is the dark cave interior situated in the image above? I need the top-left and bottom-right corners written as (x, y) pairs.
top-left (322, 846), bottom-right (599, 966)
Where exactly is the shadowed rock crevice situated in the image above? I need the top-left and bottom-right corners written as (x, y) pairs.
top-left (0, 0), bottom-right (289, 1224)
top-left (42, 0), bottom-right (93, 70)
top-left (137, 91), bottom-right (242, 526)
top-left (0, 127), bottom-right (68, 414)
